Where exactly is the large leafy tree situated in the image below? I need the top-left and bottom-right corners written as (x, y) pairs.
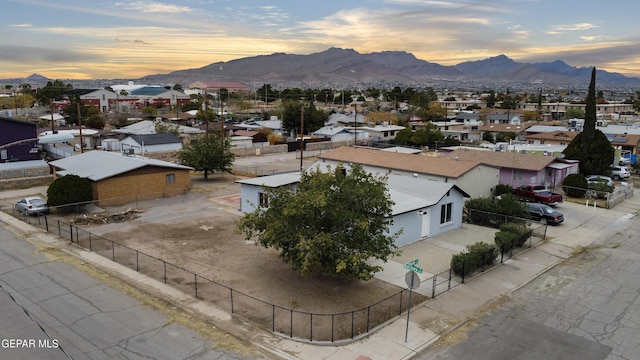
top-left (178, 134), bottom-right (235, 179)
top-left (47, 175), bottom-right (93, 212)
top-left (562, 67), bottom-right (613, 175)
top-left (281, 101), bottom-right (327, 135)
top-left (236, 163), bottom-right (400, 281)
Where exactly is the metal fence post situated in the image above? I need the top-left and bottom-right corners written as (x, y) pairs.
top-left (230, 289), bottom-right (234, 313)
top-left (69, 224), bottom-right (73, 243)
top-left (432, 274), bottom-right (437, 298)
top-left (163, 261), bottom-right (167, 284)
top-left (136, 251), bottom-right (139, 272)
top-left (111, 240), bottom-right (115, 261)
top-left (194, 273), bottom-right (198, 297)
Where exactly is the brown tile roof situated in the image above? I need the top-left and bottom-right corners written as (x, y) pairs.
top-left (317, 146), bottom-right (485, 178)
top-left (524, 130), bottom-right (579, 141)
top-left (444, 148), bottom-right (555, 171)
top-left (609, 134), bottom-right (640, 146)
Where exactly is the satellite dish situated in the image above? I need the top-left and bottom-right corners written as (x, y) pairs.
top-left (558, 154), bottom-right (565, 159)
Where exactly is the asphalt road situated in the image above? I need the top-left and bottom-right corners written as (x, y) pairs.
top-left (416, 206), bottom-right (640, 360)
top-left (0, 224), bottom-right (261, 360)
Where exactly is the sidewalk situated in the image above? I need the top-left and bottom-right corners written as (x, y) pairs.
top-left (1, 190), bottom-right (639, 360)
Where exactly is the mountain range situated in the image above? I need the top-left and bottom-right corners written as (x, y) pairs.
top-left (135, 47), bottom-right (640, 89)
top-left (4, 48), bottom-right (640, 89)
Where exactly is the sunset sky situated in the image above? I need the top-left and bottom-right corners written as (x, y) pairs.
top-left (2, 0), bottom-right (639, 80)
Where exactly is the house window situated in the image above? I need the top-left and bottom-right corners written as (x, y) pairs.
top-left (440, 203), bottom-right (452, 224)
top-left (259, 192), bottom-right (269, 207)
top-left (513, 170), bottom-right (522, 181)
top-left (1, 149), bottom-right (6, 160)
top-left (383, 131), bottom-right (389, 137)
top-left (166, 174), bottom-right (175, 184)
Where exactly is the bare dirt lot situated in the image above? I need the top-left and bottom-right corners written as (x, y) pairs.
top-left (83, 174), bottom-right (417, 317)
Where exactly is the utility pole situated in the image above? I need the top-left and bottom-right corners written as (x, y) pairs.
top-left (220, 91), bottom-right (225, 143)
top-left (353, 103), bottom-right (357, 147)
top-left (300, 106), bottom-right (304, 171)
top-left (50, 99), bottom-right (56, 134)
top-left (77, 103), bottom-right (84, 153)
top-left (203, 90), bottom-right (209, 137)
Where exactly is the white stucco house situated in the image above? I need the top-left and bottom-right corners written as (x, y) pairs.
top-left (120, 133), bottom-right (182, 154)
top-left (236, 163), bottom-right (470, 247)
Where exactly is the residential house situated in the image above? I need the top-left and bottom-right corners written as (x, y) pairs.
top-left (120, 133), bottom-right (183, 154)
top-left (606, 133), bottom-right (640, 162)
top-left (311, 125), bottom-right (355, 143)
top-left (114, 120), bottom-right (204, 138)
top-left (49, 151), bottom-right (193, 206)
top-left (359, 123), bottom-right (405, 142)
top-left (479, 123), bottom-right (527, 143)
top-left (523, 130), bottom-right (578, 146)
top-left (443, 148), bottom-right (578, 189)
top-left (317, 146), bottom-right (499, 198)
top-left (233, 130), bottom-right (268, 144)
top-left (0, 117), bottom-right (40, 162)
top-left (236, 169), bottom-right (470, 247)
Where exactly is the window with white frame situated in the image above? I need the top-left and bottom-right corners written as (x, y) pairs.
top-left (166, 173), bottom-right (175, 184)
top-left (440, 203), bottom-right (452, 224)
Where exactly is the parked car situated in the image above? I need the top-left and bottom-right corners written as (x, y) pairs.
top-left (586, 175), bottom-right (615, 188)
top-left (15, 196), bottom-right (50, 216)
top-left (609, 165), bottom-right (630, 180)
top-left (512, 184), bottom-right (563, 206)
top-left (525, 202), bottom-right (564, 225)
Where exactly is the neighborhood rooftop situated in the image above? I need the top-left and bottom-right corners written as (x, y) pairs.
top-left (318, 146), bottom-right (489, 178)
top-left (49, 150), bottom-right (192, 181)
top-left (444, 148), bottom-right (560, 171)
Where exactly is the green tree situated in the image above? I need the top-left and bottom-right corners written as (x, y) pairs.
top-left (281, 101), bottom-right (327, 135)
top-left (486, 90), bottom-right (497, 108)
top-left (632, 90), bottom-right (640, 112)
top-left (178, 134), bottom-right (235, 179)
top-left (141, 106), bottom-right (158, 115)
top-left (84, 114), bottom-right (106, 129)
top-left (63, 95), bottom-right (100, 126)
top-left (235, 163), bottom-right (400, 281)
top-left (562, 67), bottom-right (614, 175)
top-left (155, 122), bottom-right (180, 136)
top-left (47, 175), bottom-right (93, 212)
top-left (565, 108), bottom-right (585, 119)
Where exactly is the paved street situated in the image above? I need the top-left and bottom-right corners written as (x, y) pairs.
top-left (0, 225), bottom-right (267, 360)
top-left (415, 204), bottom-right (640, 360)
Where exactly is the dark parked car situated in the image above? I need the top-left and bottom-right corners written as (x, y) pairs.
top-left (15, 196), bottom-right (50, 216)
top-left (526, 202), bottom-right (564, 225)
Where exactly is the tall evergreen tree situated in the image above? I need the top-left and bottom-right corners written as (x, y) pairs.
top-left (581, 67), bottom-right (597, 159)
top-left (562, 67), bottom-right (614, 175)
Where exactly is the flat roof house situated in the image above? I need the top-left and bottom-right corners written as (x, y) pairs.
top-left (49, 151), bottom-right (193, 206)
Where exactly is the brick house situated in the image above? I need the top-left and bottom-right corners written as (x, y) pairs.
top-left (49, 151), bottom-right (193, 206)
top-left (0, 116), bottom-right (40, 163)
